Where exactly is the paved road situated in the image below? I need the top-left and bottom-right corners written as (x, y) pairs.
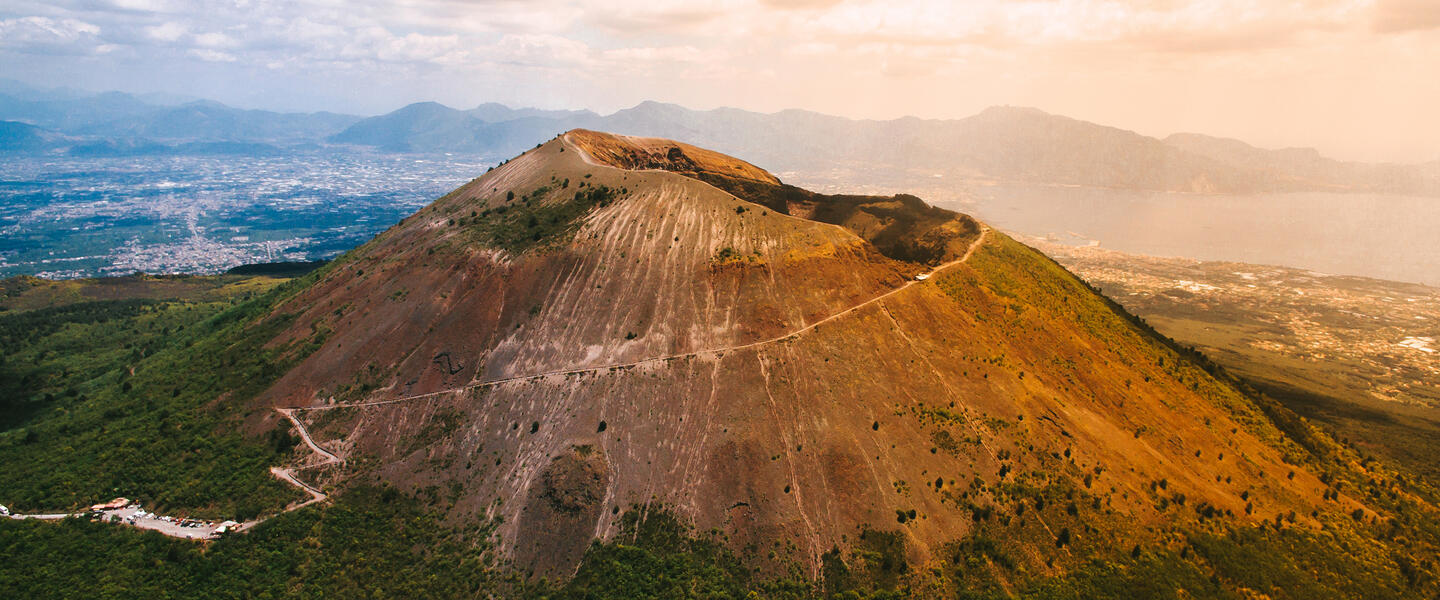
top-left (8, 507), bottom-right (230, 540)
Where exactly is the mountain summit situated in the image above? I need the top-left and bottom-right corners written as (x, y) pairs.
top-left (248, 130), bottom-right (1339, 577)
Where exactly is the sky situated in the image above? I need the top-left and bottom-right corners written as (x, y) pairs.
top-left (1, 0), bottom-right (1438, 163)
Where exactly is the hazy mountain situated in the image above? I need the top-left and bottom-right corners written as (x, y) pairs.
top-left (77, 101), bottom-right (360, 143)
top-left (0, 79), bottom-right (93, 102)
top-left (332, 101), bottom-right (1440, 195)
top-left (0, 90), bottom-right (157, 132)
top-left (329, 101), bottom-right (597, 154)
top-left (5, 78), bottom-right (1435, 196)
top-left (327, 101), bottom-right (487, 151)
top-left (467, 102), bottom-right (598, 123)
top-left (1165, 132), bottom-right (1440, 196)
top-left (0, 81), bottom-right (360, 144)
top-left (0, 120), bottom-right (66, 152)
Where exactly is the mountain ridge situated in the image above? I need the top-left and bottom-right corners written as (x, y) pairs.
top-left (326, 101), bottom-right (1440, 195)
top-left (4, 78), bottom-right (1434, 194)
top-left (237, 130), bottom-right (1352, 579)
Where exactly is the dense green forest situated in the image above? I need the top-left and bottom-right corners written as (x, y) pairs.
top-left (0, 274), bottom-right (318, 517)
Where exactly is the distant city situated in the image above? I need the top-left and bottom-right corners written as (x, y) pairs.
top-left (0, 152), bottom-right (485, 278)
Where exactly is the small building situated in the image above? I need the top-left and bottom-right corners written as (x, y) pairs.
top-left (915, 273), bottom-right (930, 281)
top-left (89, 497), bottom-right (130, 511)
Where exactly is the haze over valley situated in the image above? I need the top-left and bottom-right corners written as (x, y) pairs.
top-left (4, 80), bottom-right (1438, 284)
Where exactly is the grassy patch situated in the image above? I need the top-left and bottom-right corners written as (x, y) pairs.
top-left (462, 184), bottom-right (620, 254)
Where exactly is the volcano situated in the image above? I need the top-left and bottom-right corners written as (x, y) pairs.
top-left (248, 130), bottom-right (1341, 578)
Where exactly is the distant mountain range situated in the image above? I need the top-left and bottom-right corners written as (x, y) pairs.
top-left (0, 79), bottom-right (360, 156)
top-left (3, 79), bottom-right (1436, 196)
top-left (327, 100), bottom-right (1440, 195)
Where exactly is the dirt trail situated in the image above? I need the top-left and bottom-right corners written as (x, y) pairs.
top-left (266, 468), bottom-right (325, 509)
top-left (241, 408), bottom-right (342, 529)
top-left (288, 226), bottom-right (990, 413)
top-left (264, 144), bottom-right (989, 532)
top-left (9, 224), bottom-right (986, 542)
top-left (277, 408), bottom-right (341, 464)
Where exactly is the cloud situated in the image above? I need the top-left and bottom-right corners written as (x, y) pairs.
top-left (192, 31), bottom-right (235, 48)
top-left (144, 21), bottom-right (185, 42)
top-left (1373, 0), bottom-right (1440, 32)
top-left (585, 0), bottom-right (731, 33)
top-left (487, 33), bottom-right (594, 68)
top-left (759, 0), bottom-right (847, 9)
top-left (188, 48), bottom-right (235, 62)
top-left (0, 16), bottom-right (103, 53)
top-left (601, 45), bottom-right (705, 64)
top-left (106, 0), bottom-right (182, 12)
top-left (776, 0), bottom-right (1364, 52)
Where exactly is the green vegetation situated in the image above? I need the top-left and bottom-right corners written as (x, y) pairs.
top-left (0, 298), bottom-right (161, 427)
top-left (0, 486), bottom-right (521, 599)
top-left (9, 493), bottom-right (1431, 599)
top-left (554, 510), bottom-right (806, 599)
top-left (693, 173), bottom-right (978, 265)
top-left (0, 270), bottom-right (330, 517)
top-left (463, 184), bottom-right (620, 254)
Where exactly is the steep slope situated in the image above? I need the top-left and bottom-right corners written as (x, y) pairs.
top-left (242, 130), bottom-right (1360, 580)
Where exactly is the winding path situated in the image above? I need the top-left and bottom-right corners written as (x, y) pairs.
top-left (266, 226), bottom-right (988, 512)
top-left (282, 226), bottom-right (990, 414)
top-left (239, 408), bottom-right (344, 528)
top-left (9, 143), bottom-right (993, 541)
top-left (264, 144), bottom-right (992, 518)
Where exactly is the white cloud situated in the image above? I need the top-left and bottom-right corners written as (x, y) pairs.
top-left (107, 0), bottom-right (181, 12)
top-left (144, 21), bottom-right (185, 42)
top-left (487, 33), bottom-right (593, 68)
top-left (192, 31), bottom-right (235, 48)
top-left (601, 45), bottom-right (705, 64)
top-left (0, 16), bottom-right (101, 46)
top-left (188, 48), bottom-right (236, 62)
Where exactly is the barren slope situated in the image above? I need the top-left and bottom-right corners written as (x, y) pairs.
top-left (247, 131), bottom-right (1351, 578)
